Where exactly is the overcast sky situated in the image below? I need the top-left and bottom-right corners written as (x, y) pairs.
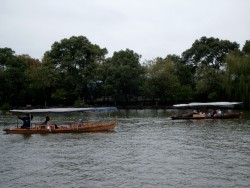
top-left (1, 0), bottom-right (250, 61)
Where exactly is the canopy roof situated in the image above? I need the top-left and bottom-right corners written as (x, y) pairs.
top-left (10, 107), bottom-right (117, 114)
top-left (173, 102), bottom-right (242, 108)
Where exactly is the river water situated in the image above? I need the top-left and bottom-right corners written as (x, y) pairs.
top-left (1, 109), bottom-right (250, 188)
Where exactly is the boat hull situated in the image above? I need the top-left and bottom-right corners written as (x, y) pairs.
top-left (3, 121), bottom-right (116, 134)
top-left (171, 113), bottom-right (242, 120)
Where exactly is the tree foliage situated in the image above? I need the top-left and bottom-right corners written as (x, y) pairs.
top-left (142, 58), bottom-right (181, 103)
top-left (224, 51), bottom-right (250, 108)
top-left (1, 36), bottom-right (249, 109)
top-left (194, 66), bottom-right (224, 101)
top-left (28, 63), bottom-right (59, 106)
top-left (0, 48), bottom-right (29, 106)
top-left (182, 36), bottom-right (239, 70)
top-left (43, 36), bottom-right (107, 103)
top-left (242, 40), bottom-right (250, 55)
top-left (102, 49), bottom-right (144, 103)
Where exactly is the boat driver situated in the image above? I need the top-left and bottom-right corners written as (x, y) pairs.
top-left (18, 113), bottom-right (33, 128)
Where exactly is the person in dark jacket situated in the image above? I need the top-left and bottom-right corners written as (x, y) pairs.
top-left (18, 113), bottom-right (33, 128)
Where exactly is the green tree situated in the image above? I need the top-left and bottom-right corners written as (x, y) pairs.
top-left (0, 48), bottom-right (14, 106)
top-left (194, 66), bottom-right (225, 101)
top-left (43, 36), bottom-right (107, 103)
top-left (142, 58), bottom-right (181, 104)
top-left (0, 48), bottom-right (15, 69)
top-left (0, 48), bottom-right (29, 106)
top-left (242, 40), bottom-right (250, 55)
top-left (17, 54), bottom-right (43, 105)
top-left (102, 49), bottom-right (144, 103)
top-left (224, 51), bottom-right (250, 108)
top-left (28, 63), bottom-right (59, 106)
top-left (182, 36), bottom-right (239, 70)
top-left (165, 55), bottom-right (194, 101)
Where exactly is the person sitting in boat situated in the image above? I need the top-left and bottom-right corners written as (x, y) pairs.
top-left (42, 116), bottom-right (50, 125)
top-left (217, 109), bottom-right (222, 116)
top-left (78, 118), bottom-right (86, 123)
top-left (206, 112), bottom-right (212, 118)
top-left (18, 113), bottom-right (33, 128)
top-left (43, 116), bottom-right (58, 128)
top-left (212, 109), bottom-right (218, 117)
top-left (193, 109), bottom-right (198, 114)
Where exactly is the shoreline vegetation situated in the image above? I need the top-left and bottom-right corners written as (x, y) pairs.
top-left (1, 36), bottom-right (250, 110)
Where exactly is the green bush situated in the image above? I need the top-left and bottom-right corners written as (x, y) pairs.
top-left (74, 98), bottom-right (85, 107)
top-left (0, 103), bottom-right (11, 111)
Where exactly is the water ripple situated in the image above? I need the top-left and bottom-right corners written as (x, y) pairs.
top-left (1, 110), bottom-right (250, 187)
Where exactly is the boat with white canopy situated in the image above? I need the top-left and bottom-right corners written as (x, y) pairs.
top-left (3, 107), bottom-right (117, 134)
top-left (171, 102), bottom-right (242, 120)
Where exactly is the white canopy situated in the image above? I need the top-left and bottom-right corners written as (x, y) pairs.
top-left (173, 102), bottom-right (242, 108)
top-left (10, 107), bottom-right (117, 114)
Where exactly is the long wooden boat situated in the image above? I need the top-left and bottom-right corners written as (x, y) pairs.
top-left (171, 112), bottom-right (242, 120)
top-left (171, 102), bottom-right (242, 120)
top-left (3, 107), bottom-right (117, 134)
top-left (3, 121), bottom-right (116, 134)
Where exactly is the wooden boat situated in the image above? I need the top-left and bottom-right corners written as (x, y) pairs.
top-left (4, 121), bottom-right (116, 134)
top-left (171, 112), bottom-right (242, 120)
top-left (171, 102), bottom-right (242, 120)
top-left (3, 107), bottom-right (117, 134)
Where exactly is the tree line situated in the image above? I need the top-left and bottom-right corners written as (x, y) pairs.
top-left (0, 36), bottom-right (250, 110)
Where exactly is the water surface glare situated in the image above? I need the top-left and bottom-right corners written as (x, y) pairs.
top-left (1, 109), bottom-right (250, 188)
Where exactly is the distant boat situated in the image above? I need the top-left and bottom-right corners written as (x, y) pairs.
top-left (171, 102), bottom-right (242, 120)
top-left (3, 107), bottom-right (117, 134)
